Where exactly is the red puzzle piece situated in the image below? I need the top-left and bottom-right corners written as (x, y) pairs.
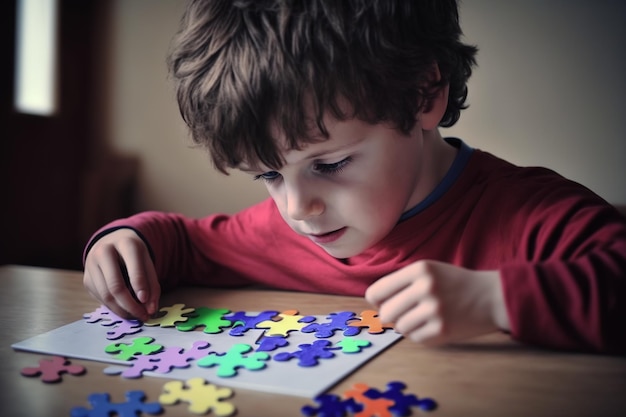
top-left (21, 355), bottom-right (86, 383)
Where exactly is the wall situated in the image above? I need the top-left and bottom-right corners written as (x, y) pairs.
top-left (104, 0), bottom-right (626, 219)
top-left (446, 1), bottom-right (626, 205)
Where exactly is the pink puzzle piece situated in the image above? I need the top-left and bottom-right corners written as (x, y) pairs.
top-left (104, 341), bottom-right (212, 378)
top-left (21, 355), bottom-right (86, 383)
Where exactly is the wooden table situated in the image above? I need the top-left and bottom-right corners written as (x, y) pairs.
top-left (1, 265), bottom-right (625, 416)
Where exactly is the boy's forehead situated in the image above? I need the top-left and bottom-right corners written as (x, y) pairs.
top-left (237, 117), bottom-right (370, 173)
top-left (235, 95), bottom-right (364, 172)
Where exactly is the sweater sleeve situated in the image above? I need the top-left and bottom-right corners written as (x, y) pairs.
top-left (83, 199), bottom-right (284, 292)
top-left (498, 178), bottom-right (626, 354)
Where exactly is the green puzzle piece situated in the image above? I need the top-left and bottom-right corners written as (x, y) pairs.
top-left (196, 343), bottom-right (270, 377)
top-left (176, 307), bottom-right (232, 334)
top-left (336, 337), bottom-right (372, 353)
top-left (105, 336), bottom-right (164, 360)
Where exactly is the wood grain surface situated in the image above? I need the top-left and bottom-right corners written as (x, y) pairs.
top-left (2, 265), bottom-right (625, 416)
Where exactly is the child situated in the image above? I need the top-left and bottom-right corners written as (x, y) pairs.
top-left (83, 0), bottom-right (626, 354)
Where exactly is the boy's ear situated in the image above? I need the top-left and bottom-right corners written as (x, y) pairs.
top-left (419, 64), bottom-right (449, 131)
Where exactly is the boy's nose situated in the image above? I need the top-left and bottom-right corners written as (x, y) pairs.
top-left (285, 184), bottom-right (325, 220)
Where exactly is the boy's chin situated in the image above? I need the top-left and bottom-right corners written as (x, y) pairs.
top-left (318, 244), bottom-right (363, 260)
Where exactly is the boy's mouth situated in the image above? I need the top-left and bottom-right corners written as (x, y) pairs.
top-left (307, 227), bottom-right (347, 244)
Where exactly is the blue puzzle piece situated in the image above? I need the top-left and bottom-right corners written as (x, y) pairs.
top-left (71, 390), bottom-right (162, 417)
top-left (364, 381), bottom-right (438, 414)
top-left (223, 310), bottom-right (279, 336)
top-left (301, 311), bottom-right (361, 338)
top-left (274, 340), bottom-right (337, 367)
top-left (256, 335), bottom-right (289, 352)
top-left (301, 393), bottom-right (363, 417)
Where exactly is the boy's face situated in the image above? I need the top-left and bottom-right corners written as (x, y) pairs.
top-left (241, 114), bottom-right (439, 259)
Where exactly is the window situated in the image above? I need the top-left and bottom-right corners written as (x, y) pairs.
top-left (14, 0), bottom-right (58, 116)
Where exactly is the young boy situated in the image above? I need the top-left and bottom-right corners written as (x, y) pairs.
top-left (83, 0), bottom-right (626, 354)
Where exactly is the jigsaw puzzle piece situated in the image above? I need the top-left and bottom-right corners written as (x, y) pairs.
top-left (104, 340), bottom-right (212, 378)
top-left (144, 303), bottom-right (195, 327)
top-left (256, 309), bottom-right (316, 337)
top-left (105, 320), bottom-right (143, 340)
top-left (301, 393), bottom-right (363, 417)
top-left (274, 340), bottom-right (337, 367)
top-left (347, 310), bottom-right (395, 334)
top-left (255, 335), bottom-right (289, 352)
top-left (84, 305), bottom-right (141, 328)
top-left (344, 383), bottom-right (395, 417)
top-left (84, 305), bottom-right (143, 339)
top-left (197, 343), bottom-right (270, 377)
top-left (104, 336), bottom-right (163, 361)
top-left (364, 381), bottom-right (438, 414)
top-left (335, 337), bottom-right (372, 354)
top-left (160, 377), bottom-right (236, 416)
top-left (301, 311), bottom-right (361, 338)
top-left (70, 390), bottom-right (162, 417)
top-left (83, 305), bottom-right (123, 324)
top-left (223, 310), bottom-right (279, 336)
top-left (21, 355), bottom-right (86, 383)
top-left (175, 307), bottom-right (232, 333)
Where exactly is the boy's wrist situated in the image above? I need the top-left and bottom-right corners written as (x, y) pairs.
top-left (489, 270), bottom-right (510, 331)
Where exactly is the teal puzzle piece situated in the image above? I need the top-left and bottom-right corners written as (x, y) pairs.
top-left (196, 343), bottom-right (269, 377)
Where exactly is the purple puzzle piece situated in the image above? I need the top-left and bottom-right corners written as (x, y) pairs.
top-left (301, 393), bottom-right (363, 417)
top-left (84, 305), bottom-right (143, 339)
top-left (104, 341), bottom-right (212, 378)
top-left (301, 311), bottom-right (362, 338)
top-left (83, 306), bottom-right (122, 324)
top-left (364, 381), bottom-right (438, 414)
top-left (71, 390), bottom-right (162, 417)
top-left (105, 320), bottom-right (143, 340)
top-left (255, 335), bottom-right (289, 352)
top-left (274, 340), bottom-right (337, 367)
top-left (223, 310), bottom-right (279, 336)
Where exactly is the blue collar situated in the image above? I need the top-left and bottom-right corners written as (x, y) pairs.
top-left (398, 137), bottom-right (473, 222)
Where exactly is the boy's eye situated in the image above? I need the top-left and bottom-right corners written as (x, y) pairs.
top-left (253, 171), bottom-right (281, 183)
top-left (314, 157), bottom-right (352, 174)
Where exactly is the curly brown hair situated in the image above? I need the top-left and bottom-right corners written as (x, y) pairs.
top-left (168, 0), bottom-right (477, 173)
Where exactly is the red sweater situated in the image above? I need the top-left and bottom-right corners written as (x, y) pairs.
top-left (86, 148), bottom-right (626, 354)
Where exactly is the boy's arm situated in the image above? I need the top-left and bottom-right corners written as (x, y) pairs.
top-left (369, 195), bottom-right (626, 354)
top-left (84, 209), bottom-right (265, 292)
top-left (498, 201), bottom-right (626, 354)
top-left (82, 200), bottom-right (282, 318)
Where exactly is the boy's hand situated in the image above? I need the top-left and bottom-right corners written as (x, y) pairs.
top-left (365, 260), bottom-right (510, 346)
top-left (83, 229), bottom-right (160, 322)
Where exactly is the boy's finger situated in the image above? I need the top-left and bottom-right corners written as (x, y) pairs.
top-left (365, 265), bottom-right (417, 306)
top-left (375, 287), bottom-right (420, 324)
top-left (99, 255), bottom-right (149, 321)
top-left (87, 262), bottom-right (138, 319)
top-left (118, 240), bottom-right (155, 312)
top-left (142, 254), bottom-right (161, 315)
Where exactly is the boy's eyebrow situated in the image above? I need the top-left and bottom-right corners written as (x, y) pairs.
top-left (237, 136), bottom-right (366, 172)
top-left (303, 136), bottom-right (366, 160)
